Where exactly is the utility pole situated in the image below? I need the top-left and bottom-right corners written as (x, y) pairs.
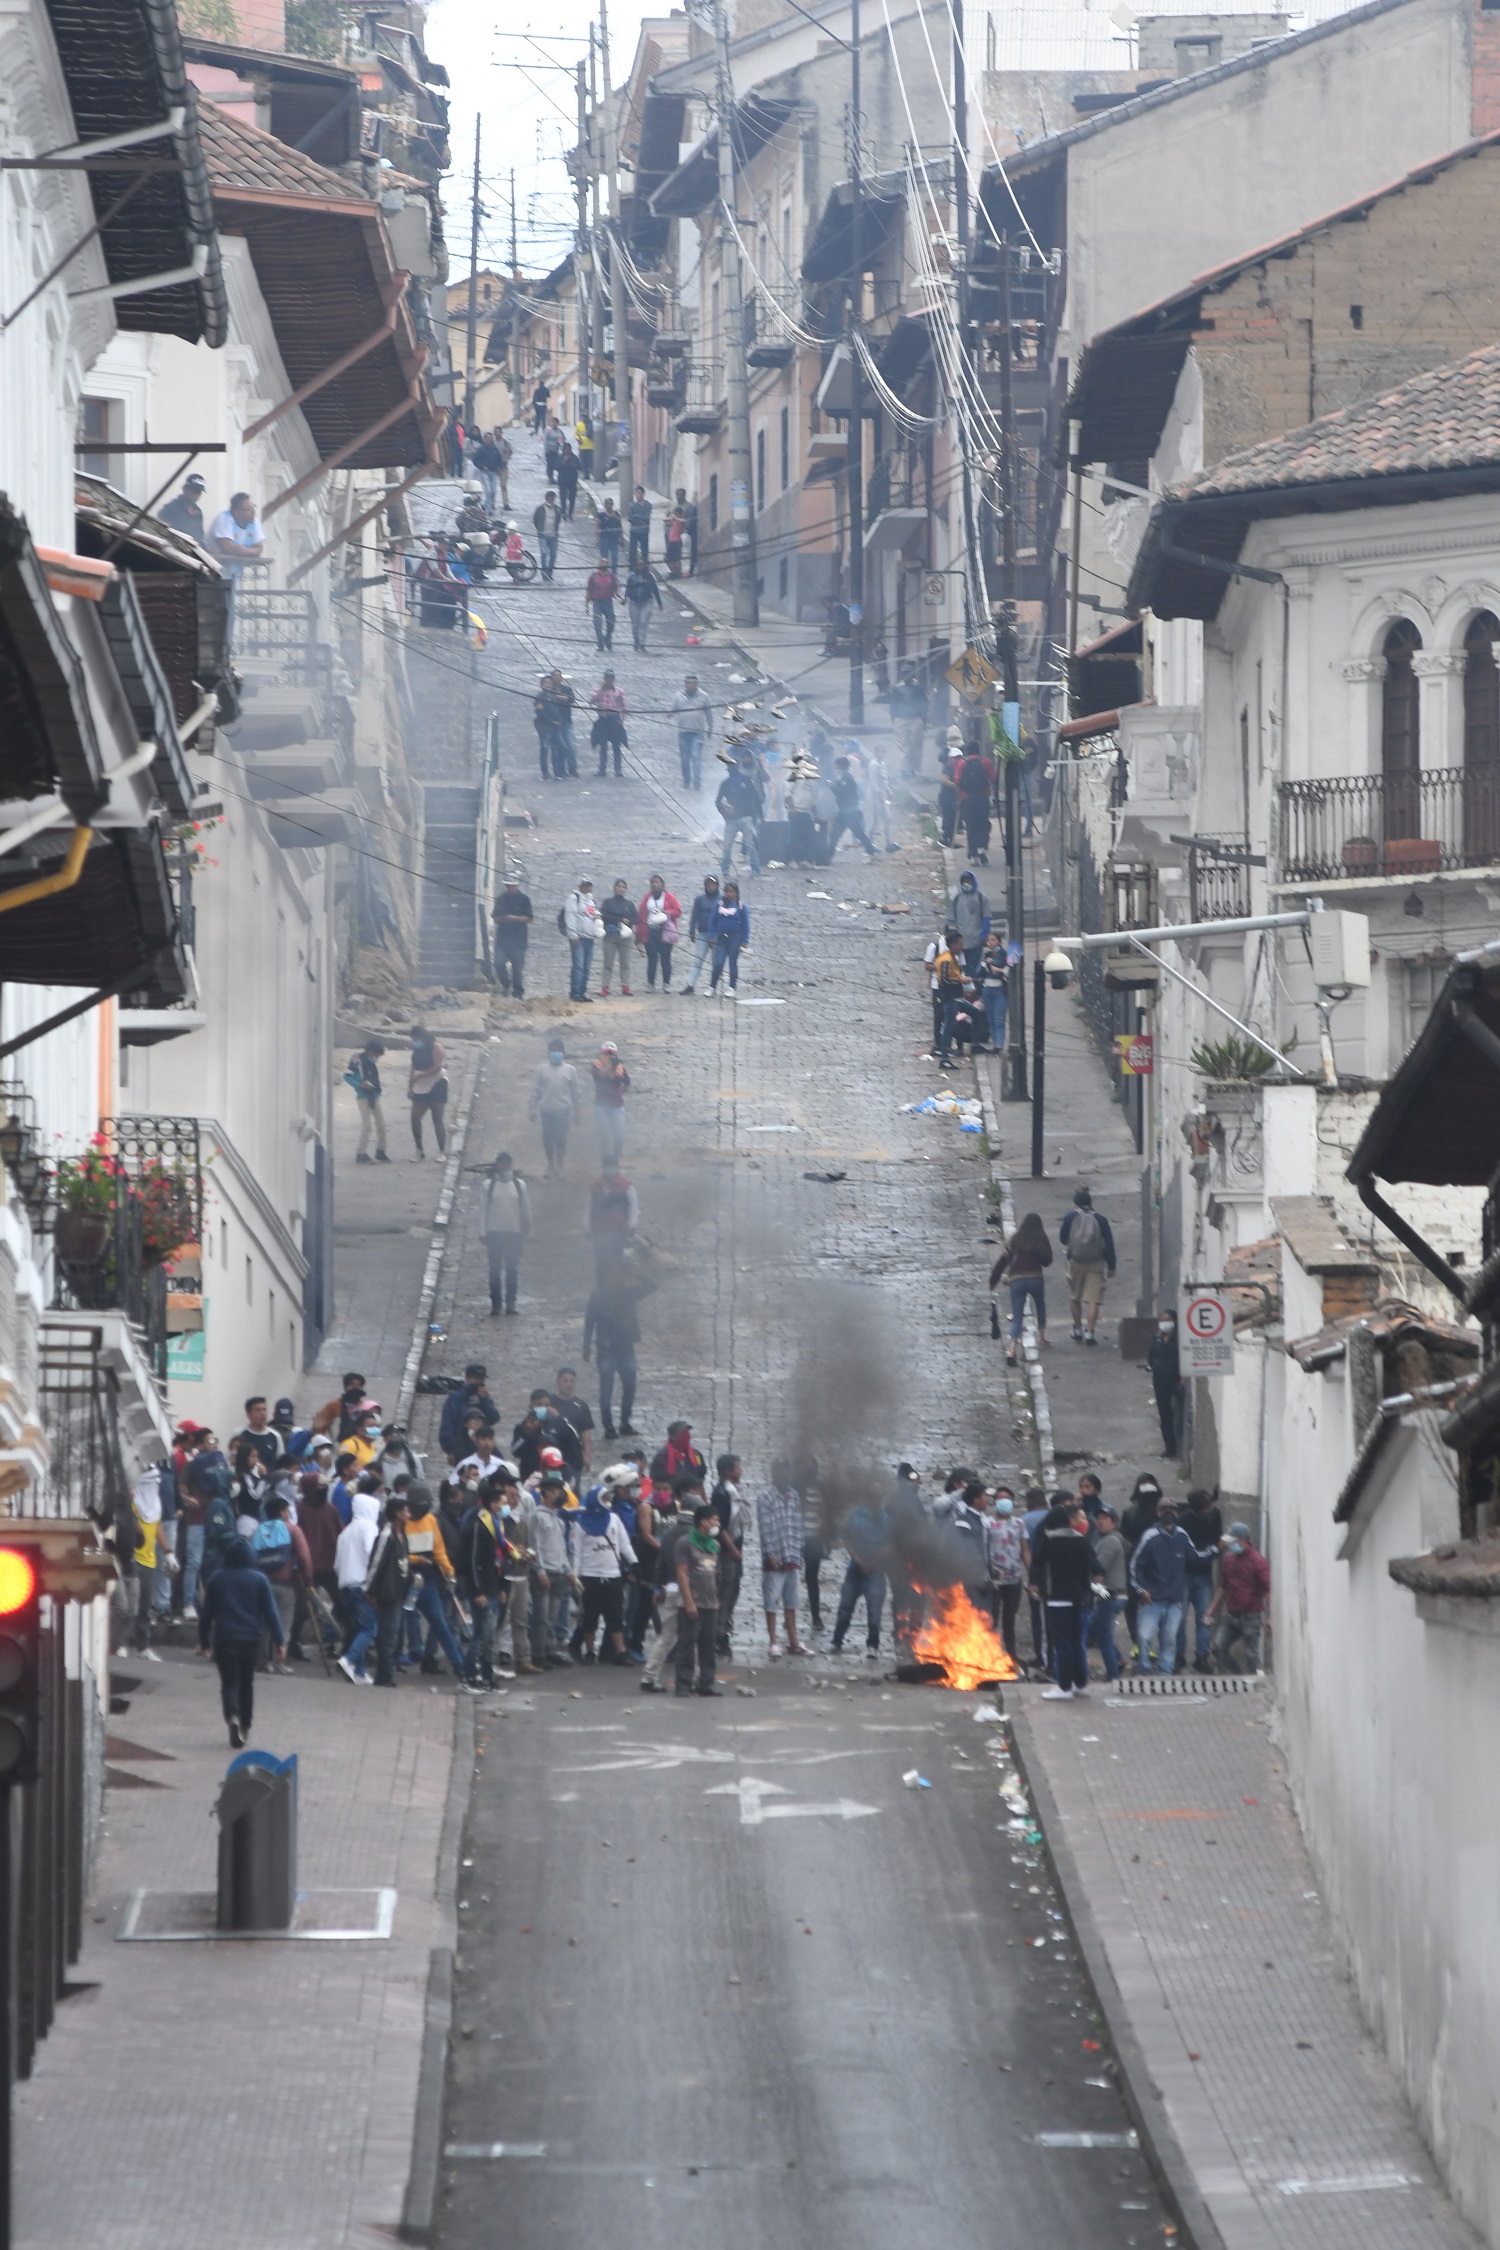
top-left (846, 0), bottom-right (865, 725)
top-left (463, 114), bottom-right (482, 440)
top-left (998, 234), bottom-right (1028, 1101)
top-left (598, 0), bottom-right (631, 515)
top-left (574, 61), bottom-right (590, 442)
top-left (712, 0), bottom-right (759, 625)
top-left (950, 0), bottom-right (975, 651)
top-left (509, 168), bottom-right (518, 277)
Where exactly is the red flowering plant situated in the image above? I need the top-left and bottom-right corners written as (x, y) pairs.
top-left (54, 1134), bottom-right (195, 1264)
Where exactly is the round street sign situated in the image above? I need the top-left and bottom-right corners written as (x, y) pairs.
top-left (1184, 1292), bottom-right (1227, 1343)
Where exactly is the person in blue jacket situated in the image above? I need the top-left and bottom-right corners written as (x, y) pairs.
top-left (679, 874), bottom-right (721, 994)
top-left (198, 1537), bottom-right (285, 1746)
top-left (709, 881), bottom-right (750, 997)
top-left (1129, 1497), bottom-right (1197, 1676)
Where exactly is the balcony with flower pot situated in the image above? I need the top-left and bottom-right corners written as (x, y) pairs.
top-left (50, 1119), bottom-right (204, 1385)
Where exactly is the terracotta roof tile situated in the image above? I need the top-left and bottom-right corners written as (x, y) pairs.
top-left (198, 99), bottom-right (366, 206)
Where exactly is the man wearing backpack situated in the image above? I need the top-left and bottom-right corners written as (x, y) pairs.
top-left (1059, 1186), bottom-right (1117, 1345)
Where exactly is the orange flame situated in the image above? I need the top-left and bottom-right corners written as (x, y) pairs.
top-left (909, 1583), bottom-right (1019, 1689)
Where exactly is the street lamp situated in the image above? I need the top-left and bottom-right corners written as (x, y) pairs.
top-left (1032, 949), bottom-right (1073, 1179)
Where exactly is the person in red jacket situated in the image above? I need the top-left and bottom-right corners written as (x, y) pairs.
top-left (1210, 1523), bottom-right (1269, 1673)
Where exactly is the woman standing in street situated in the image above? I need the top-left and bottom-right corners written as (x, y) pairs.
top-left (408, 1024), bottom-right (449, 1157)
top-left (990, 1211), bottom-right (1053, 1363)
top-left (709, 880), bottom-right (750, 997)
top-left (198, 1536), bottom-right (284, 1746)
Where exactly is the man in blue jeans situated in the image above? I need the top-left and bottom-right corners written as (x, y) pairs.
top-left (1178, 1486), bottom-right (1223, 1672)
top-left (1085, 1503), bottom-right (1127, 1682)
top-left (1130, 1496), bottom-right (1195, 1674)
top-left (830, 1496), bottom-right (891, 1655)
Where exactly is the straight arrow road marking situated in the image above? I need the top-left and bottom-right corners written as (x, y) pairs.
top-left (706, 1776), bottom-right (880, 1826)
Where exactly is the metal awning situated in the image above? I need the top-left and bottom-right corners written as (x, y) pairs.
top-left (95, 576), bottom-right (196, 818)
top-left (649, 95), bottom-right (797, 218)
top-left (0, 828), bottom-right (185, 1003)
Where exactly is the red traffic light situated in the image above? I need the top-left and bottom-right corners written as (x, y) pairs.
top-left (0, 1549), bottom-right (36, 1616)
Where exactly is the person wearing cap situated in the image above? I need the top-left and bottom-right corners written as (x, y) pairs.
top-left (159, 471), bottom-right (208, 545)
top-left (1210, 1521), bottom-right (1269, 1673)
top-left (590, 1041), bottom-right (630, 1167)
top-left (563, 878), bottom-right (600, 1003)
top-left (1129, 1497), bottom-right (1196, 1676)
top-left (271, 1395), bottom-right (311, 1460)
top-left (530, 1038), bottom-right (582, 1176)
top-left (492, 876), bottom-right (534, 999)
top-left (440, 1363), bottom-right (500, 1461)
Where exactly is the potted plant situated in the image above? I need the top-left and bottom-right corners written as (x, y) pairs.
top-left (53, 1136), bottom-right (120, 1269)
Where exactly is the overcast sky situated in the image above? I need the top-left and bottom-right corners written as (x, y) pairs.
top-left (425, 0), bottom-right (654, 280)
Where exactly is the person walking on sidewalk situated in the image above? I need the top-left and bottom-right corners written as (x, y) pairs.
top-left (674, 1503), bottom-right (723, 1696)
top-left (350, 1038), bottom-right (389, 1165)
top-left (407, 1025), bottom-right (448, 1158)
top-left (479, 1150), bottom-right (531, 1316)
top-left (564, 877), bottom-right (601, 1003)
top-left (672, 675), bottom-right (712, 791)
top-left (1059, 1186), bottom-right (1116, 1345)
top-left (624, 560), bottom-right (663, 651)
top-left (591, 673), bottom-right (628, 779)
top-left (492, 878), bottom-right (533, 998)
top-left (1148, 1310), bottom-right (1185, 1459)
top-left (1211, 1521), bottom-right (1269, 1672)
top-left (1130, 1496), bottom-right (1195, 1676)
top-left (757, 1463), bottom-right (807, 1659)
top-left (533, 488), bottom-right (562, 581)
top-left (830, 1495), bottom-right (891, 1656)
top-left (557, 439), bottom-right (579, 518)
top-left (626, 484), bottom-right (652, 567)
top-left (708, 881), bottom-right (750, 997)
top-left (1086, 1503), bottom-right (1127, 1682)
top-left (530, 1038), bottom-right (581, 1175)
top-left (949, 870), bottom-right (990, 974)
top-left (679, 873), bottom-right (720, 992)
top-left (198, 1538), bottom-right (285, 1745)
top-left (635, 874), bottom-right (680, 990)
top-left (991, 1212), bottom-right (1053, 1362)
top-left (585, 558), bottom-right (619, 650)
top-left (591, 1040), bottom-right (630, 1168)
top-left (598, 876), bottom-right (637, 994)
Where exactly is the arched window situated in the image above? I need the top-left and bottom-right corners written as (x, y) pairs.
top-left (1464, 611), bottom-right (1500, 860)
top-left (1381, 618), bottom-right (1421, 840)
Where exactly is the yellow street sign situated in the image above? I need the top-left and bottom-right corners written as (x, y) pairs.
top-left (945, 644), bottom-right (999, 703)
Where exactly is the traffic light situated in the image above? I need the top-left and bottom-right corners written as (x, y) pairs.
top-left (0, 1548), bottom-right (39, 1784)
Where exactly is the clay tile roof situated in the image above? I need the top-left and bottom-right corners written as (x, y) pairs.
top-left (1184, 340), bottom-right (1500, 504)
top-left (1389, 1537), bottom-right (1500, 1600)
top-left (197, 98), bottom-right (366, 207)
top-left (1225, 1235), bottom-right (1281, 1330)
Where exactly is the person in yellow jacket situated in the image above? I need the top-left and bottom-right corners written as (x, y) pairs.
top-left (126, 1467), bottom-right (169, 1662)
top-left (401, 1484), bottom-right (467, 1676)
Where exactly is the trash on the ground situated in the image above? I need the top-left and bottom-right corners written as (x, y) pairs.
top-left (879, 902), bottom-right (912, 914)
top-left (902, 1770), bottom-right (932, 1790)
top-left (803, 1170), bottom-right (847, 1182)
top-left (1086, 2077), bottom-right (1112, 2089)
top-left (806, 890), bottom-right (832, 900)
top-left (959, 1119), bottom-right (983, 1133)
top-left (736, 1686), bottom-right (757, 1697)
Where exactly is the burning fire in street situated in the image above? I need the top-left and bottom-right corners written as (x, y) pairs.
top-left (908, 1585), bottom-right (1019, 1691)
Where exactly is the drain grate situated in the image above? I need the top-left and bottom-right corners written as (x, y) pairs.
top-left (1112, 1672), bottom-right (1264, 1698)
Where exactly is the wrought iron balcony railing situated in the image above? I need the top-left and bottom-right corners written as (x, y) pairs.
top-left (50, 1116), bottom-right (204, 1382)
top-left (1279, 767), bottom-right (1500, 882)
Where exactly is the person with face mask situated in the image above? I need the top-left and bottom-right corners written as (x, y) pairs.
top-left (529, 1040), bottom-right (582, 1177)
top-left (1147, 1310), bottom-right (1184, 1457)
top-left (1210, 1522), bottom-right (1269, 1673)
top-left (1086, 1504), bottom-right (1128, 1682)
top-left (987, 1488), bottom-right (1026, 1663)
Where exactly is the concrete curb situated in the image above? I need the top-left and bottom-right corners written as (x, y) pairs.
top-left (1006, 1698), bottom-right (1231, 2250)
top-left (395, 1044), bottom-right (484, 1425)
top-left (399, 1691), bottom-right (475, 2243)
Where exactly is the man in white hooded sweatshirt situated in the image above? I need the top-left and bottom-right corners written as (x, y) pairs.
top-left (335, 1490), bottom-right (382, 1682)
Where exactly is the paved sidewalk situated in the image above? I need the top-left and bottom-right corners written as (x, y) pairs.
top-left (1009, 1681), bottom-right (1478, 2250)
top-left (14, 1648), bottom-right (463, 2249)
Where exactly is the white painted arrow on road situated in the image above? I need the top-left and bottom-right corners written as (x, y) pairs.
top-left (706, 1776), bottom-right (881, 1827)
